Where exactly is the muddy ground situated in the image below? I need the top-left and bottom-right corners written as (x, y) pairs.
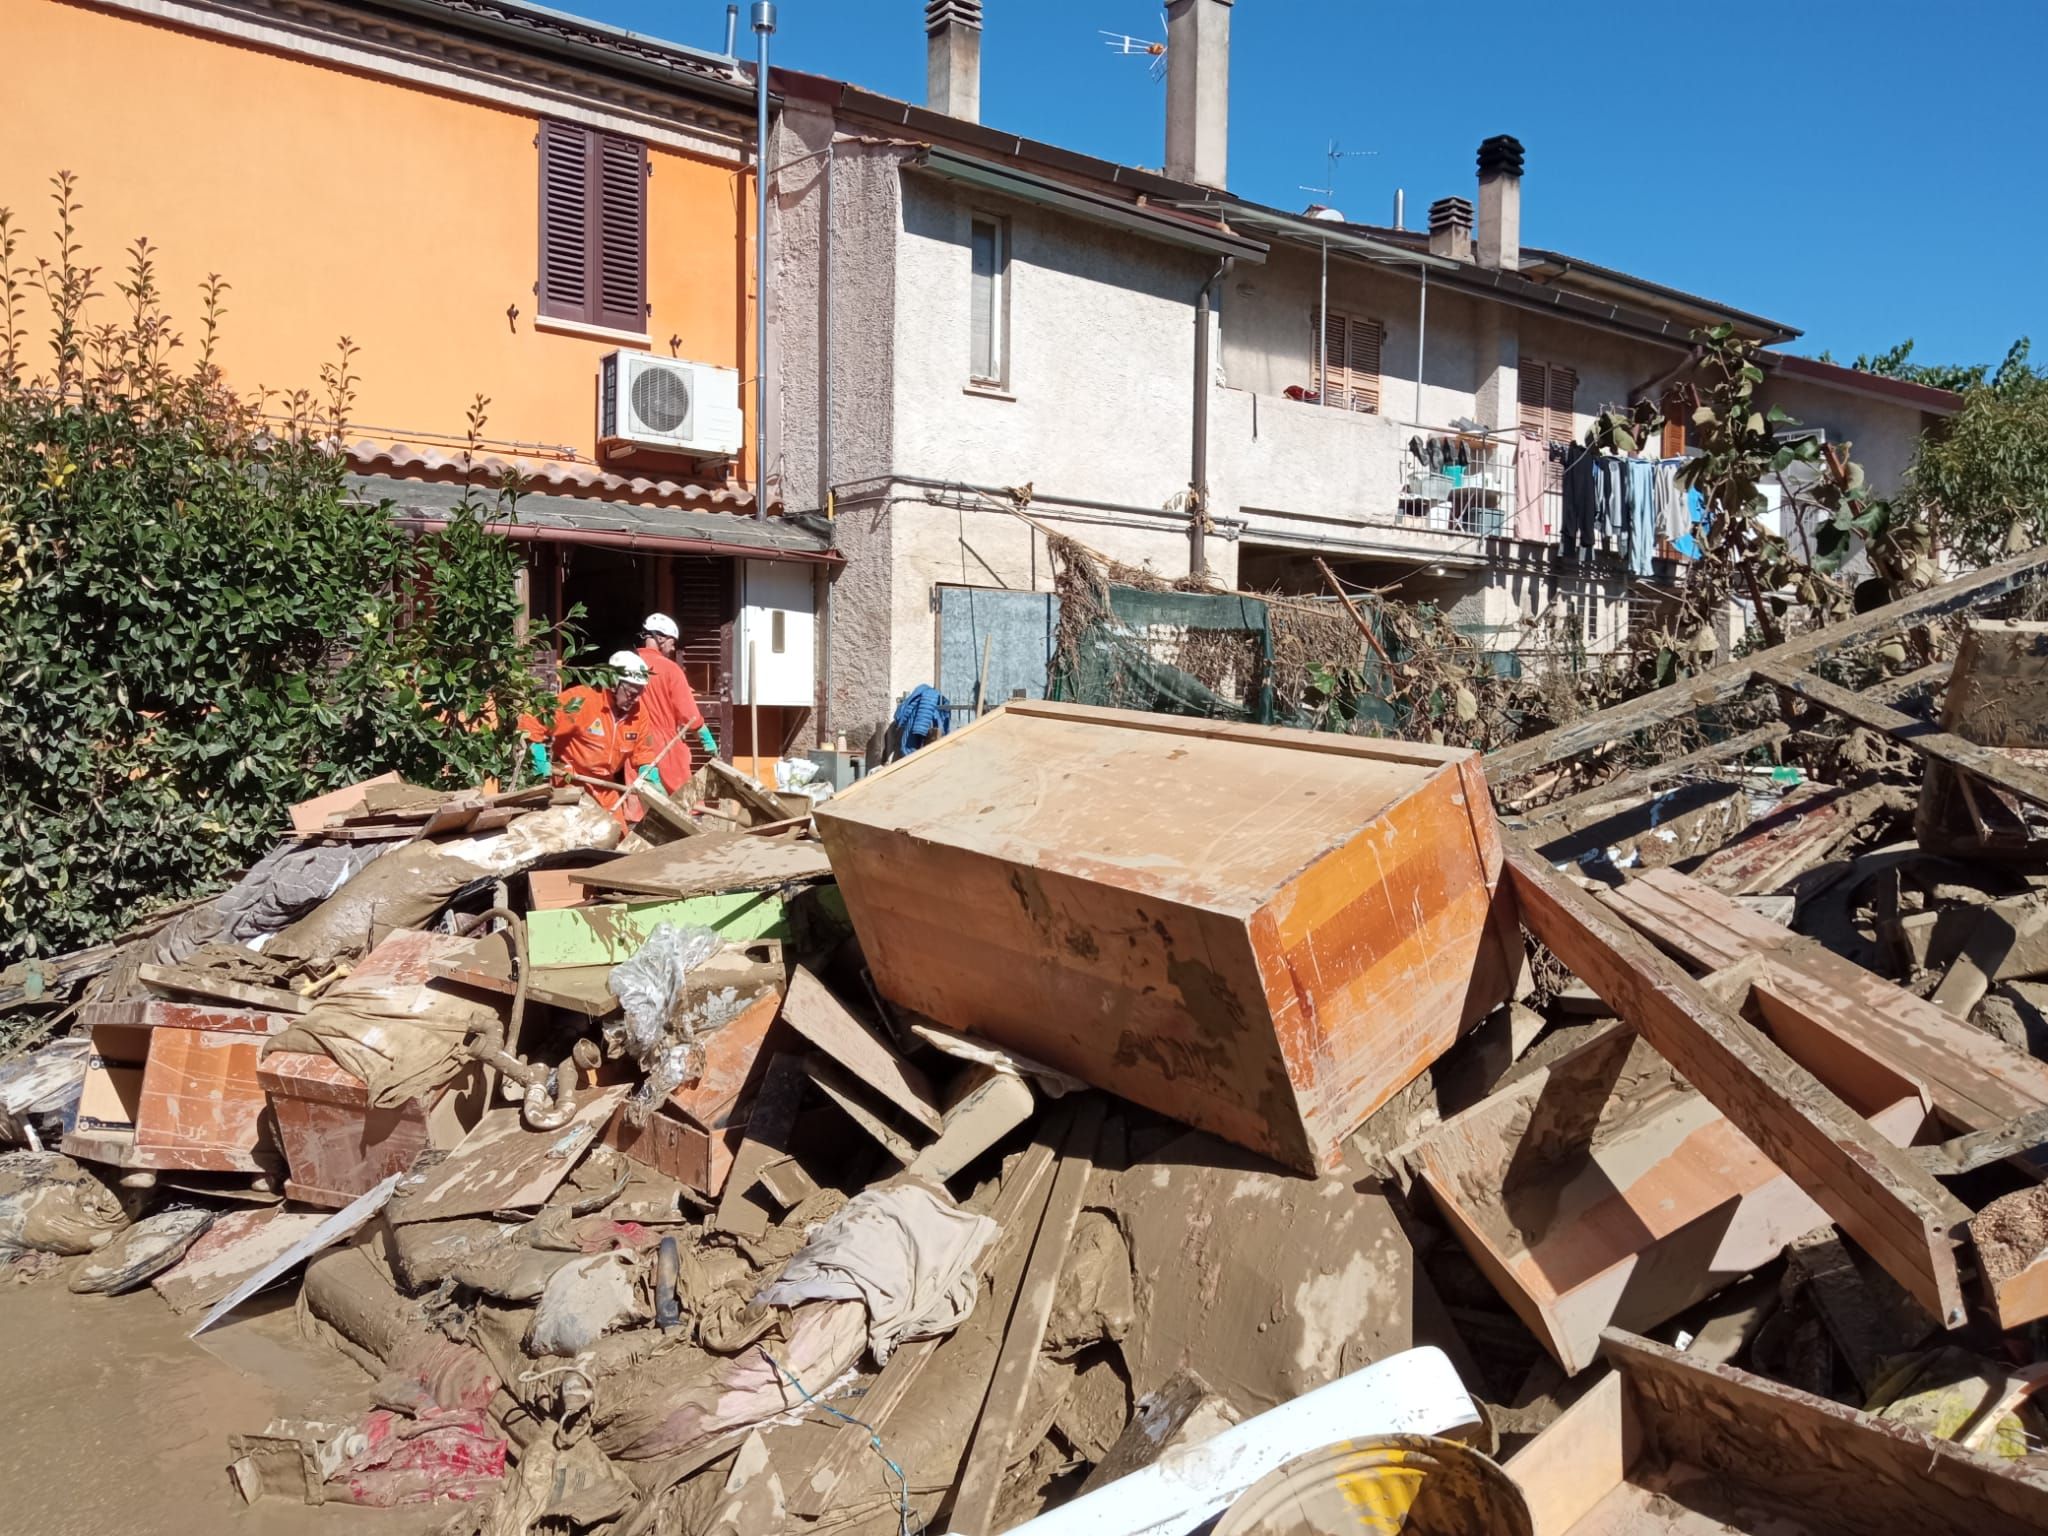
top-left (0, 1272), bottom-right (445, 1536)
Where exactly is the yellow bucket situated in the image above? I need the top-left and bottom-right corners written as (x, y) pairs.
top-left (1212, 1433), bottom-right (1533, 1536)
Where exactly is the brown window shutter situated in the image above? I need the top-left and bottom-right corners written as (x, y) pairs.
top-left (1349, 317), bottom-right (1382, 413)
top-left (1546, 364), bottom-right (1578, 443)
top-left (538, 119), bottom-right (594, 323)
top-left (1317, 308), bottom-right (1347, 405)
top-left (1518, 358), bottom-right (1548, 439)
top-left (594, 132), bottom-right (648, 333)
top-left (1660, 386), bottom-right (1687, 457)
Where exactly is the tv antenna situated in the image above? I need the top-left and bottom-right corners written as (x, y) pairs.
top-left (1101, 10), bottom-right (1168, 83)
top-left (1299, 139), bottom-right (1379, 205)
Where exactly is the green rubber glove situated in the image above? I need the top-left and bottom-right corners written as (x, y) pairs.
top-left (638, 762), bottom-right (660, 784)
top-left (695, 725), bottom-right (718, 758)
top-left (528, 742), bottom-right (550, 778)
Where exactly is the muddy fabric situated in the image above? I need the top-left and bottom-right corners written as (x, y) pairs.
top-left (265, 975), bottom-right (498, 1108)
top-left (595, 1297), bottom-right (867, 1460)
top-left (69, 1207), bottom-right (214, 1294)
top-left (527, 1251), bottom-right (644, 1357)
top-left (0, 1152), bottom-right (132, 1255)
top-left (754, 1180), bottom-right (998, 1364)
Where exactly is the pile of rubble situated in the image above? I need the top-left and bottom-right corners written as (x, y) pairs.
top-left (6, 551), bottom-right (2048, 1535)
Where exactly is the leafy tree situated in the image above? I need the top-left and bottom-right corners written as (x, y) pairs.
top-left (1908, 373), bottom-right (2048, 565)
top-left (1844, 336), bottom-right (2040, 399)
top-left (0, 174), bottom-right (563, 961)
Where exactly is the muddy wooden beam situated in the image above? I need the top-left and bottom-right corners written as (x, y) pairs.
top-left (1504, 843), bottom-right (1971, 1327)
top-left (1487, 546), bottom-right (2048, 783)
top-left (1755, 661), bottom-right (2048, 814)
top-left (1520, 721), bottom-right (1792, 830)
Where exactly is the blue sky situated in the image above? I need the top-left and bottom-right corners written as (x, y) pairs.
top-left (591, 0), bottom-right (2039, 367)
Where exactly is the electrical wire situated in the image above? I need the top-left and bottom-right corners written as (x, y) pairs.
top-left (758, 1346), bottom-right (917, 1536)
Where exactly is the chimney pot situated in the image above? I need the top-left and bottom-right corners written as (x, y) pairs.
top-left (1475, 134), bottom-right (1523, 271)
top-left (1165, 0), bottom-right (1232, 188)
top-left (1428, 195), bottom-right (1473, 261)
top-left (926, 0), bottom-right (982, 122)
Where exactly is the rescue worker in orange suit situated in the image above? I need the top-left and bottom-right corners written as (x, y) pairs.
top-left (518, 651), bottom-right (658, 822)
top-left (635, 612), bottom-right (718, 788)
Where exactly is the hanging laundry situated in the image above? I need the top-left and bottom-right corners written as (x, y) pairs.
top-left (1558, 444), bottom-right (1599, 556)
top-left (1513, 435), bottom-right (1548, 541)
top-left (1652, 459), bottom-right (1688, 544)
top-left (1624, 458), bottom-right (1658, 577)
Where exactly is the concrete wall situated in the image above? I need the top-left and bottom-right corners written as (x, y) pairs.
top-left (1757, 376), bottom-right (1930, 500)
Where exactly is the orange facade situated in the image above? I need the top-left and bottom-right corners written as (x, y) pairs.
top-left (5, 0), bottom-right (753, 476)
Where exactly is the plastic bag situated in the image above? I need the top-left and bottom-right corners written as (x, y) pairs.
top-left (0, 1151), bottom-right (133, 1255)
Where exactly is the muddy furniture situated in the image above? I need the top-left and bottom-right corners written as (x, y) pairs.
top-left (65, 999), bottom-right (290, 1175)
top-left (257, 1051), bottom-right (484, 1208)
top-left (814, 700), bottom-right (1520, 1173)
top-left (1505, 1330), bottom-right (2048, 1535)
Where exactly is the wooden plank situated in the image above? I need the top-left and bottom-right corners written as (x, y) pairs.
top-left (1691, 782), bottom-right (1894, 897)
top-left (711, 1053), bottom-right (808, 1240)
top-left (1598, 865), bottom-right (1803, 973)
top-left (571, 832), bottom-right (831, 901)
top-left (1597, 1328), bottom-right (2048, 1534)
top-left (707, 758), bottom-right (793, 825)
top-left (137, 963), bottom-right (310, 1015)
top-left (803, 1057), bottom-right (920, 1166)
top-left (1520, 722), bottom-right (1790, 829)
top-left (784, 1125), bottom-right (1063, 1519)
top-left (1487, 545), bottom-right (2048, 781)
top-left (386, 1087), bottom-right (627, 1223)
top-left (950, 1097), bottom-right (1104, 1536)
top-left (1502, 1370), bottom-right (1631, 1536)
top-left (289, 772), bottom-right (399, 836)
top-left (1970, 1185), bottom-right (2048, 1330)
top-left (1505, 844), bottom-right (1971, 1327)
top-left (780, 967), bottom-right (942, 1133)
top-left (526, 892), bottom-right (794, 966)
top-left (1868, 658), bottom-right (1952, 708)
top-left (526, 867), bottom-right (594, 910)
top-left (1759, 659), bottom-right (2048, 812)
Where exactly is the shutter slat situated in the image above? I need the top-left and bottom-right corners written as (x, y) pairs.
top-left (1318, 308), bottom-right (1347, 406)
top-left (538, 120), bottom-right (592, 321)
top-left (1350, 316), bottom-right (1381, 413)
top-left (1518, 357), bottom-right (1548, 439)
top-left (1547, 364), bottom-right (1577, 443)
top-left (594, 132), bottom-right (647, 333)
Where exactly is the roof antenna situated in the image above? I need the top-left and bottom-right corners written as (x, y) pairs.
top-left (1299, 138), bottom-right (1378, 217)
top-left (1100, 9), bottom-right (1169, 82)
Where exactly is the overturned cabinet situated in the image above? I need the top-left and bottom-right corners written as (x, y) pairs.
top-left (815, 701), bottom-right (1519, 1172)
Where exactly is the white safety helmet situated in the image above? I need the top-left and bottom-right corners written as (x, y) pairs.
top-left (642, 613), bottom-right (680, 640)
top-left (608, 650), bottom-right (652, 684)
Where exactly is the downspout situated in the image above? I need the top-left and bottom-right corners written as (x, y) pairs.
top-left (1191, 256), bottom-right (1233, 580)
top-left (816, 139), bottom-right (834, 744)
top-left (1414, 263), bottom-right (1428, 423)
top-left (752, 3), bottom-right (775, 521)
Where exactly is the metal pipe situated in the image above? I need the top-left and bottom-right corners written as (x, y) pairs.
top-left (819, 139), bottom-right (834, 508)
top-left (1191, 257), bottom-right (1232, 579)
top-left (723, 3), bottom-right (738, 55)
top-left (752, 2), bottom-right (776, 521)
top-left (1415, 264), bottom-right (1428, 424)
top-left (1393, 188), bottom-right (1405, 231)
top-left (1317, 238), bottom-right (1329, 405)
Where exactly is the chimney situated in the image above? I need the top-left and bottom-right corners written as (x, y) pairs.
top-left (1164, 0), bottom-right (1231, 187)
top-left (926, 0), bottom-right (982, 122)
top-left (1475, 134), bottom-right (1523, 270)
top-left (1428, 196), bottom-right (1472, 261)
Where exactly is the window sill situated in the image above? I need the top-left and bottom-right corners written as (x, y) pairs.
top-left (535, 315), bottom-right (653, 347)
top-left (963, 383), bottom-right (1015, 402)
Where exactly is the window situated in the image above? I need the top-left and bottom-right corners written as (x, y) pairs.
top-left (537, 119), bottom-right (648, 333)
top-left (1314, 309), bottom-right (1382, 413)
top-left (969, 215), bottom-right (1008, 385)
top-left (1517, 358), bottom-right (1577, 444)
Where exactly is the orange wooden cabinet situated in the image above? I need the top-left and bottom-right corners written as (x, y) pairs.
top-left (814, 701), bottom-right (1522, 1173)
top-left (601, 989), bottom-right (782, 1196)
top-left (257, 1051), bottom-right (486, 1208)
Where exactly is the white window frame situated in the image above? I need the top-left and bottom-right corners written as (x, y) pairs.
top-left (968, 213), bottom-right (1010, 389)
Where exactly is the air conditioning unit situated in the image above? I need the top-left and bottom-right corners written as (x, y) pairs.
top-left (599, 352), bottom-right (743, 457)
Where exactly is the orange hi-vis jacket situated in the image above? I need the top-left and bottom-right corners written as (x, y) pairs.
top-left (634, 645), bottom-right (705, 791)
top-left (518, 685), bottom-right (654, 817)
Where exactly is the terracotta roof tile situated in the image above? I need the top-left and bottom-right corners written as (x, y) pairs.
top-left (345, 440), bottom-right (758, 513)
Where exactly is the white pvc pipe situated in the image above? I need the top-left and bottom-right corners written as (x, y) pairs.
top-left (969, 1345), bottom-right (1480, 1536)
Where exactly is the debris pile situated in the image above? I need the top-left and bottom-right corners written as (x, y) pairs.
top-left (7, 552), bottom-right (2048, 1534)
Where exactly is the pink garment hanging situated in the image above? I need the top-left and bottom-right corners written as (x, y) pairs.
top-left (1514, 435), bottom-right (1549, 540)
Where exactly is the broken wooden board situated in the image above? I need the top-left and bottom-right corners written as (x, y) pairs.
top-left (706, 758), bottom-right (792, 826)
top-left (1691, 782), bottom-right (1897, 897)
top-left (1504, 844), bottom-right (1971, 1329)
top-left (569, 832), bottom-right (830, 901)
top-left (951, 1098), bottom-right (1106, 1536)
top-left (1519, 722), bottom-right (1792, 829)
top-left (1920, 621), bottom-right (2048, 857)
top-left (780, 967), bottom-right (941, 1133)
top-left (709, 1053), bottom-right (808, 1241)
top-left (526, 867), bottom-right (596, 910)
top-left (193, 1173), bottom-right (401, 1335)
top-left (1404, 1023), bottom-right (1925, 1375)
top-left (1485, 544), bottom-right (2048, 784)
top-left (801, 1056), bottom-right (920, 1166)
top-left (1509, 1332), bottom-right (2048, 1536)
top-left (289, 772), bottom-right (401, 836)
top-left (525, 891), bottom-right (796, 966)
top-left (137, 963), bottom-right (310, 1015)
top-left (385, 1086), bottom-right (626, 1224)
top-left (153, 1207), bottom-right (332, 1314)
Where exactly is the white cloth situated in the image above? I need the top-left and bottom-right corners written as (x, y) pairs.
top-left (755, 1180), bottom-right (998, 1363)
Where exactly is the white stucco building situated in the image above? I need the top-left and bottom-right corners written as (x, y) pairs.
top-left (765, 0), bottom-right (1960, 751)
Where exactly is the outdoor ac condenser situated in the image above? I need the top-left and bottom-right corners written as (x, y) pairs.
top-left (598, 352), bottom-right (743, 457)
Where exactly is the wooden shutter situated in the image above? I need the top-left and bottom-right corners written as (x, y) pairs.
top-left (594, 132), bottom-right (647, 332)
top-left (1660, 386), bottom-right (1687, 457)
top-left (1317, 310), bottom-right (1380, 413)
top-left (538, 121), bottom-right (646, 330)
top-left (1545, 364), bottom-right (1577, 442)
top-left (1518, 358), bottom-right (1549, 439)
top-left (538, 120), bottom-right (593, 322)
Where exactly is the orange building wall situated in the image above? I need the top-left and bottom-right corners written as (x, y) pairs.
top-left (4, 0), bottom-right (751, 472)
